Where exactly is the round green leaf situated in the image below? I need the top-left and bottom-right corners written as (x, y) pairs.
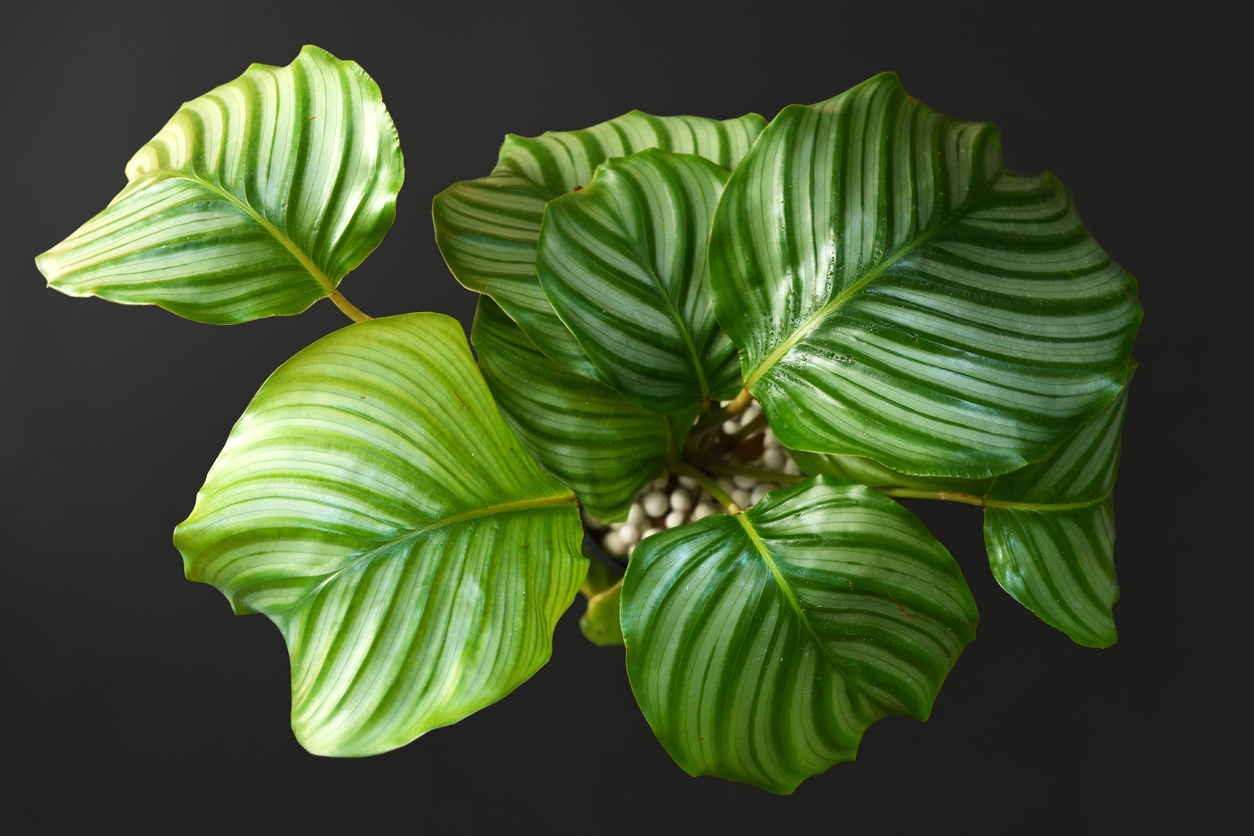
top-left (37, 45), bottom-right (403, 324)
top-left (708, 72), bottom-right (1141, 478)
top-left (983, 372), bottom-right (1134, 647)
top-left (434, 111), bottom-right (766, 379)
top-left (174, 314), bottom-right (584, 756)
top-left (537, 150), bottom-right (740, 413)
top-left (472, 295), bottom-right (695, 522)
top-left (622, 476), bottom-right (977, 794)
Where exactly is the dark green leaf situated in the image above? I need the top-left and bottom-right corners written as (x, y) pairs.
top-left (537, 149), bottom-right (740, 413)
top-left (472, 295), bottom-right (695, 522)
top-left (435, 111), bottom-right (766, 378)
top-left (709, 72), bottom-right (1141, 478)
top-left (983, 372), bottom-right (1134, 647)
top-left (622, 476), bottom-right (977, 793)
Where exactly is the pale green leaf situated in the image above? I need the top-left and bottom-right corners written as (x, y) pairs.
top-left (435, 111), bottom-right (766, 378)
top-left (622, 476), bottom-right (977, 793)
top-left (708, 72), bottom-right (1141, 478)
top-left (537, 150), bottom-right (740, 413)
top-left (37, 45), bottom-right (403, 324)
top-left (174, 314), bottom-right (584, 756)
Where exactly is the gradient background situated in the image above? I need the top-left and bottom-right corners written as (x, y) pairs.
top-left (2, 2), bottom-right (1240, 831)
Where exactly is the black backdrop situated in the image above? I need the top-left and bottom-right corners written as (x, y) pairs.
top-left (3, 2), bottom-right (1243, 832)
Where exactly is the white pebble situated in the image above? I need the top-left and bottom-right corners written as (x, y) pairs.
top-left (651, 476), bottom-right (669, 490)
top-left (784, 458), bottom-right (802, 475)
top-left (581, 508), bottom-right (604, 530)
top-left (733, 474), bottom-right (756, 489)
top-left (716, 477), bottom-right (736, 495)
top-left (762, 448), bottom-right (785, 470)
top-left (618, 524), bottom-right (640, 545)
top-left (642, 491), bottom-right (669, 517)
top-left (602, 531), bottom-right (628, 557)
top-left (627, 542), bottom-right (637, 558)
top-left (670, 489), bottom-right (693, 512)
top-left (750, 483), bottom-right (772, 505)
top-left (722, 419), bottom-right (740, 434)
top-left (665, 510), bottom-right (687, 528)
top-left (626, 502), bottom-right (646, 529)
top-left (763, 429), bottom-right (781, 449)
top-left (742, 402), bottom-right (762, 421)
top-left (640, 527), bottom-right (662, 540)
top-left (692, 503), bottom-right (722, 520)
top-left (731, 488), bottom-right (751, 507)
top-left (678, 475), bottom-right (698, 489)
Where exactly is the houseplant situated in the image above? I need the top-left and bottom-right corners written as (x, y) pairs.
top-left (35, 45), bottom-right (1142, 794)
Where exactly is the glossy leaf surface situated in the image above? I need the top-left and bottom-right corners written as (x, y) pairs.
top-left (435, 111), bottom-right (765, 378)
top-left (37, 45), bottom-right (403, 324)
top-left (622, 477), bottom-right (977, 793)
top-left (537, 150), bottom-right (740, 413)
top-left (175, 314), bottom-right (584, 756)
top-left (709, 72), bottom-right (1141, 478)
top-left (983, 374), bottom-right (1133, 647)
top-left (473, 295), bottom-right (694, 522)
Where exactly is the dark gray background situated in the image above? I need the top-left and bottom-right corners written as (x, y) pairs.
top-left (2, 1), bottom-right (1242, 831)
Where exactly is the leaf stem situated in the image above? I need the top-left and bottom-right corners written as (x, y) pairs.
top-left (329, 289), bottom-right (371, 322)
top-left (675, 464), bottom-right (741, 514)
top-left (729, 412), bottom-right (768, 443)
top-left (707, 462), bottom-right (804, 485)
top-left (875, 488), bottom-right (985, 506)
top-left (169, 173), bottom-right (374, 324)
top-left (698, 467), bottom-right (1099, 512)
top-left (690, 389), bottom-right (753, 436)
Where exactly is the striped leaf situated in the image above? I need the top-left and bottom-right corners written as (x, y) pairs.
top-left (795, 374), bottom-right (1133, 647)
top-left (537, 150), bottom-right (741, 413)
top-left (708, 72), bottom-right (1141, 478)
top-left (473, 295), bottom-right (695, 522)
top-left (983, 373), bottom-right (1133, 647)
top-left (434, 111), bottom-right (766, 379)
top-left (36, 45), bottom-right (403, 324)
top-left (622, 477), bottom-right (977, 794)
top-left (174, 314), bottom-right (584, 756)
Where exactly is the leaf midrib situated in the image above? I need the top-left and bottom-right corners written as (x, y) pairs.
top-left (741, 174), bottom-right (1001, 391)
top-left (641, 257), bottom-right (712, 400)
top-left (595, 178), bottom-right (713, 402)
top-left (733, 512), bottom-right (851, 678)
top-left (144, 170), bottom-right (338, 296)
top-left (281, 491), bottom-right (577, 617)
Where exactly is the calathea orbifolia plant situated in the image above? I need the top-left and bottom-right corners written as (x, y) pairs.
top-left (37, 45), bottom-right (1142, 793)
